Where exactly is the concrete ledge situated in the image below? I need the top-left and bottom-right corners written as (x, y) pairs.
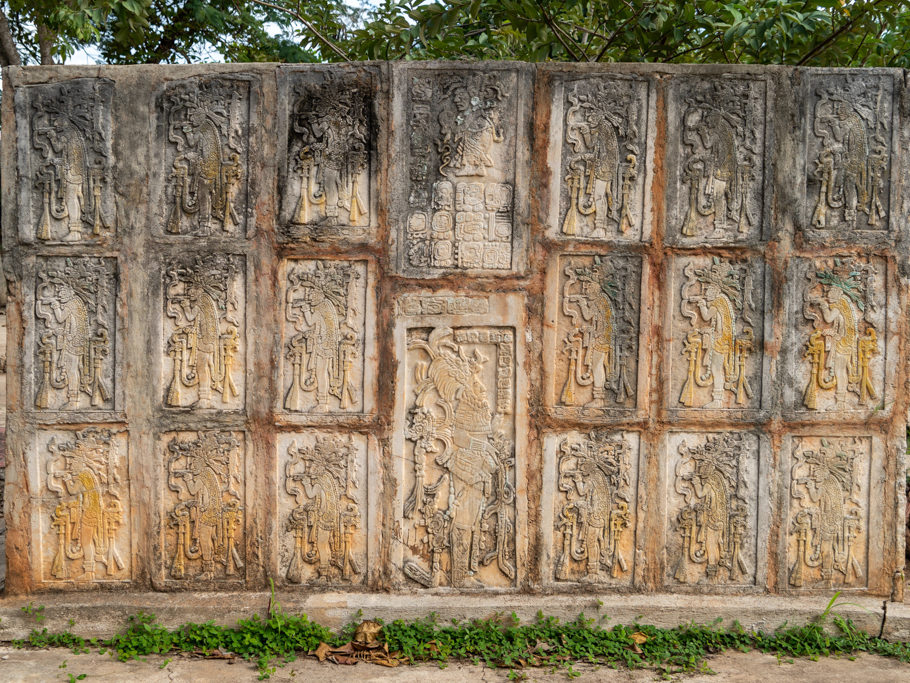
top-left (0, 592), bottom-right (908, 642)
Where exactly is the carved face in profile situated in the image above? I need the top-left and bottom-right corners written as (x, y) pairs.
top-left (695, 458), bottom-right (715, 480)
top-left (302, 284), bottom-right (325, 308)
top-left (55, 282), bottom-right (75, 304)
top-left (452, 88), bottom-right (471, 112)
top-left (825, 285), bottom-right (844, 304)
top-left (704, 282), bottom-right (720, 301)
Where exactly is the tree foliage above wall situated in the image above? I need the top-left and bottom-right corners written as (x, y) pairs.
top-left (1, 0), bottom-right (909, 67)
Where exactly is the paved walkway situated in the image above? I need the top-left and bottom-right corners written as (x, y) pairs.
top-left (0, 647), bottom-right (908, 682)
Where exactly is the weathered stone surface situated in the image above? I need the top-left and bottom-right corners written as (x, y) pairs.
top-left (1, 63), bottom-right (908, 609)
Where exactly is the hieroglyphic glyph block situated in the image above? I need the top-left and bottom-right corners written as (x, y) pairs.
top-left (16, 78), bottom-right (117, 243)
top-left (393, 292), bottom-right (525, 589)
top-left (277, 432), bottom-right (369, 586)
top-left (786, 255), bottom-right (886, 415)
top-left (156, 76), bottom-right (252, 237)
top-left (395, 65), bottom-right (527, 276)
top-left (548, 253), bottom-right (643, 419)
top-left (279, 69), bottom-right (376, 241)
top-left (33, 256), bottom-right (117, 412)
top-left (786, 435), bottom-right (870, 590)
top-left (665, 432), bottom-right (759, 588)
top-left (665, 77), bottom-right (767, 244)
top-left (549, 75), bottom-right (649, 241)
top-left (542, 431), bottom-right (639, 586)
top-left (280, 259), bottom-right (367, 416)
top-left (805, 73), bottom-right (894, 235)
top-left (162, 431), bottom-right (245, 584)
top-left (163, 253), bottom-right (245, 411)
top-left (668, 255), bottom-right (765, 415)
top-left (32, 428), bottom-right (130, 586)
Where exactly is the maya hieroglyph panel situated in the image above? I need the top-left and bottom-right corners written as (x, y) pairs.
top-left (664, 431), bottom-right (759, 587)
top-left (399, 323), bottom-right (518, 589)
top-left (277, 431), bottom-right (368, 586)
top-left (400, 67), bottom-right (521, 274)
top-left (162, 253), bottom-right (245, 411)
top-left (281, 259), bottom-right (367, 415)
top-left (161, 430), bottom-right (245, 584)
top-left (33, 428), bottom-right (130, 585)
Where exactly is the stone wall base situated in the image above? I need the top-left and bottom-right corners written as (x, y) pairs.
top-left (0, 591), bottom-right (907, 642)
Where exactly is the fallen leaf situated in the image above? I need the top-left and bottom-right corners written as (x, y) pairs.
top-left (314, 642), bottom-right (332, 662)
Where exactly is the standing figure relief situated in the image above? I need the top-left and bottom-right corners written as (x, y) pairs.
top-left (802, 259), bottom-right (879, 411)
top-left (789, 438), bottom-right (865, 588)
top-left (35, 258), bottom-right (112, 411)
top-left (284, 260), bottom-right (362, 414)
top-left (29, 79), bottom-right (115, 242)
top-left (810, 81), bottom-right (890, 231)
top-left (285, 435), bottom-right (361, 584)
top-left (164, 79), bottom-right (247, 236)
top-left (672, 433), bottom-right (750, 585)
top-left (286, 76), bottom-right (370, 233)
top-left (165, 255), bottom-right (241, 410)
top-left (679, 258), bottom-right (756, 410)
top-left (167, 431), bottom-right (244, 581)
top-left (678, 80), bottom-right (762, 239)
top-left (45, 428), bottom-right (126, 582)
top-left (403, 326), bottom-right (516, 588)
top-left (559, 256), bottom-right (638, 410)
top-left (561, 80), bottom-right (641, 238)
top-left (555, 432), bottom-right (633, 583)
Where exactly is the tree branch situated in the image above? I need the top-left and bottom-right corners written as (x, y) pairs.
top-left (37, 23), bottom-right (55, 65)
top-left (796, 0), bottom-right (886, 66)
top-left (249, 0), bottom-right (351, 61)
top-left (0, 7), bottom-right (20, 66)
top-left (533, 0), bottom-right (583, 61)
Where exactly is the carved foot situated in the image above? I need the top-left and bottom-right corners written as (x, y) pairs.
top-left (63, 229), bottom-right (83, 242)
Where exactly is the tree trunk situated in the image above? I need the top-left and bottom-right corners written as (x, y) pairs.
top-left (0, 8), bottom-right (20, 66)
top-left (37, 23), bottom-right (55, 65)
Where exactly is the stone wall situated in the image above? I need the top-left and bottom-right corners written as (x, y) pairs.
top-left (2, 62), bottom-right (908, 599)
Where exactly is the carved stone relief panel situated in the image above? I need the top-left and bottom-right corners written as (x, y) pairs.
top-left (665, 77), bottom-right (766, 245)
top-left (805, 74), bottom-right (894, 236)
top-left (668, 255), bottom-right (765, 416)
top-left (279, 70), bottom-right (376, 241)
top-left (542, 431), bottom-right (639, 586)
top-left (17, 78), bottom-right (117, 243)
top-left (664, 432), bottom-right (760, 588)
top-left (277, 431), bottom-right (369, 586)
top-left (161, 430), bottom-right (245, 584)
top-left (280, 259), bottom-right (367, 417)
top-left (785, 435), bottom-right (870, 590)
top-left (393, 292), bottom-right (525, 589)
top-left (395, 66), bottom-right (526, 276)
top-left (163, 254), bottom-right (245, 411)
top-left (785, 255), bottom-right (886, 416)
top-left (550, 75), bottom-right (649, 241)
top-left (32, 428), bottom-right (130, 586)
top-left (33, 256), bottom-right (117, 412)
top-left (548, 253), bottom-right (643, 419)
top-left (156, 77), bottom-right (251, 237)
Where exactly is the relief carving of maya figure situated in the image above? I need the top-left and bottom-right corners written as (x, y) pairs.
top-left (437, 74), bottom-right (505, 178)
top-left (561, 82), bottom-right (639, 238)
top-left (165, 81), bottom-right (245, 235)
top-left (810, 84), bottom-right (888, 230)
top-left (790, 439), bottom-right (864, 588)
top-left (46, 428), bottom-right (125, 581)
top-left (672, 433), bottom-right (750, 585)
top-left (284, 261), bottom-right (360, 413)
top-left (285, 435), bottom-right (361, 584)
top-left (31, 80), bottom-right (114, 242)
top-left (167, 432), bottom-right (243, 581)
top-left (403, 327), bottom-right (516, 588)
top-left (288, 79), bottom-right (369, 229)
top-left (679, 258), bottom-right (755, 410)
top-left (679, 82), bottom-right (760, 238)
top-left (802, 260), bottom-right (878, 411)
top-left (560, 256), bottom-right (637, 409)
top-left (555, 432), bottom-right (632, 583)
top-left (165, 256), bottom-right (240, 409)
top-left (35, 259), bottom-right (111, 410)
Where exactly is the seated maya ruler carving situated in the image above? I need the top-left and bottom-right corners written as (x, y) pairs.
top-left (1, 63), bottom-right (907, 605)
